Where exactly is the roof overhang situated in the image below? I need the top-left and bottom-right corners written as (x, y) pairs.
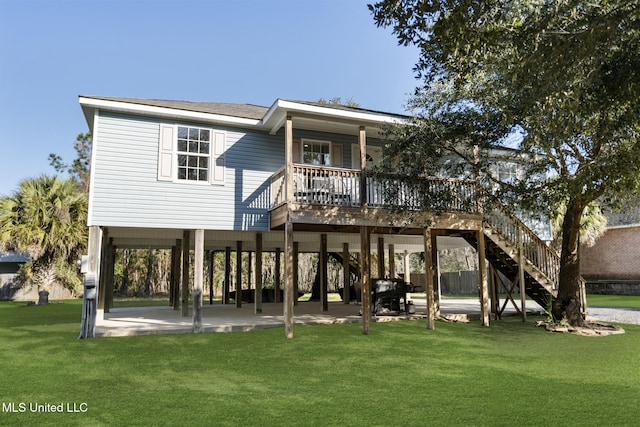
top-left (79, 97), bottom-right (262, 133)
top-left (79, 96), bottom-right (408, 137)
top-left (606, 223), bottom-right (640, 230)
top-left (262, 99), bottom-right (406, 136)
top-left (98, 227), bottom-right (471, 253)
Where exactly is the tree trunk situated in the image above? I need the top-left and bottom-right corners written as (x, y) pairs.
top-left (553, 197), bottom-right (585, 325)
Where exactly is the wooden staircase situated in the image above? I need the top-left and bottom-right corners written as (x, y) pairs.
top-left (465, 204), bottom-right (559, 314)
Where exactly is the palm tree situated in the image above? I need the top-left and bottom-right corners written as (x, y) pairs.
top-left (0, 175), bottom-right (87, 295)
top-left (550, 201), bottom-right (608, 254)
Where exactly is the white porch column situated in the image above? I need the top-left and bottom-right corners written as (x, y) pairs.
top-left (403, 250), bottom-right (411, 284)
top-left (79, 225), bottom-right (103, 339)
top-left (403, 250), bottom-right (411, 301)
top-left (286, 116), bottom-right (294, 205)
top-left (90, 226), bottom-right (104, 321)
top-left (193, 229), bottom-right (204, 333)
top-left (359, 126), bottom-right (367, 206)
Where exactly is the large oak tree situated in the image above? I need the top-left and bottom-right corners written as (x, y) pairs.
top-left (369, 0), bottom-right (640, 324)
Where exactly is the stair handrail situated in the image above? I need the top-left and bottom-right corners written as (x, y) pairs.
top-left (483, 201), bottom-right (560, 291)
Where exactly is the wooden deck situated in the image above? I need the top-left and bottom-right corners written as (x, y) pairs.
top-left (269, 164), bottom-right (483, 231)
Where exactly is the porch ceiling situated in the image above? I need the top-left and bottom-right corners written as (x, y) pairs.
top-left (289, 115), bottom-right (384, 138)
top-left (263, 99), bottom-right (405, 137)
top-left (101, 227), bottom-right (472, 254)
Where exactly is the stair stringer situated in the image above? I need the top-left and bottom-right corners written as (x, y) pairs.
top-left (483, 226), bottom-right (558, 301)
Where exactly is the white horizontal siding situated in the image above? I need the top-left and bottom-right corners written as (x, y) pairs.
top-left (89, 112), bottom-right (283, 231)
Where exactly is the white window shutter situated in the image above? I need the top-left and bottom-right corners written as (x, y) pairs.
top-left (292, 140), bottom-right (301, 163)
top-left (158, 124), bottom-right (174, 181)
top-left (332, 143), bottom-right (343, 167)
top-left (211, 131), bottom-right (226, 184)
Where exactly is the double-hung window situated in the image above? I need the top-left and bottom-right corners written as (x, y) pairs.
top-left (497, 162), bottom-right (519, 184)
top-left (177, 126), bottom-right (210, 182)
top-left (157, 124), bottom-right (225, 184)
top-left (302, 139), bottom-right (331, 166)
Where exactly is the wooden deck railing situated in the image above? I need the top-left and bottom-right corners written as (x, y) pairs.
top-left (366, 174), bottom-right (479, 212)
top-left (271, 164), bottom-right (559, 302)
top-left (484, 204), bottom-right (560, 290)
top-left (292, 165), bottom-right (360, 207)
top-left (270, 164), bottom-right (480, 213)
top-left (270, 166), bottom-right (286, 208)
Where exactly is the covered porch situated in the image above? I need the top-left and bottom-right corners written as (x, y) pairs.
top-left (95, 298), bottom-right (542, 337)
top-left (82, 221), bottom-right (504, 339)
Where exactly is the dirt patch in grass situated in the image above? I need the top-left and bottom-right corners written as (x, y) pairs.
top-left (536, 320), bottom-right (625, 336)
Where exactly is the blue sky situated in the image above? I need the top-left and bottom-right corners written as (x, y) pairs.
top-left (0, 0), bottom-right (419, 196)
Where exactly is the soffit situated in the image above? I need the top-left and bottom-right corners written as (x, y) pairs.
top-left (101, 227), bottom-right (470, 253)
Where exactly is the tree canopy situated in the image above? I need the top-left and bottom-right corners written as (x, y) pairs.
top-left (317, 97), bottom-right (361, 108)
top-left (49, 132), bottom-right (92, 194)
top-left (369, 0), bottom-right (640, 324)
top-left (0, 175), bottom-right (87, 293)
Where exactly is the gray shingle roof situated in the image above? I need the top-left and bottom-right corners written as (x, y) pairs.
top-left (81, 96), bottom-right (408, 121)
top-left (282, 99), bottom-right (409, 119)
top-left (0, 251), bottom-right (29, 263)
top-left (605, 203), bottom-right (640, 227)
top-left (84, 96), bottom-right (269, 120)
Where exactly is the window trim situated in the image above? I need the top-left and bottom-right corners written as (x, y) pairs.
top-left (157, 123), bottom-right (226, 185)
top-left (495, 161), bottom-right (520, 184)
top-left (301, 138), bottom-right (332, 166)
top-left (175, 125), bottom-right (212, 184)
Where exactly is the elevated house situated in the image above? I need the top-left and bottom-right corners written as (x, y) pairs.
top-left (78, 96), bottom-right (560, 338)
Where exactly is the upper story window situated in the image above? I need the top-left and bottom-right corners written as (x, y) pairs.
top-left (496, 162), bottom-right (519, 184)
top-left (157, 124), bottom-right (225, 185)
top-left (177, 126), bottom-right (210, 181)
top-left (302, 139), bottom-right (331, 166)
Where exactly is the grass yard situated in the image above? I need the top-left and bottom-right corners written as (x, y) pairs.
top-left (109, 292), bottom-right (343, 308)
top-left (108, 293), bottom-right (640, 310)
top-left (1, 299), bottom-right (639, 427)
top-left (586, 294), bottom-right (640, 309)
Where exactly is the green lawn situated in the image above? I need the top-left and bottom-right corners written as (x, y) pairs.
top-left (414, 292), bottom-right (640, 310)
top-left (108, 293), bottom-right (640, 309)
top-left (109, 293), bottom-right (342, 308)
top-left (586, 294), bottom-right (640, 309)
top-left (1, 299), bottom-right (639, 427)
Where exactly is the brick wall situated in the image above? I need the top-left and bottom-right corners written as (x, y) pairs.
top-left (581, 226), bottom-right (640, 280)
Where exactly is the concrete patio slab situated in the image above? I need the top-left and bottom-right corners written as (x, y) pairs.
top-left (96, 298), bottom-right (544, 337)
